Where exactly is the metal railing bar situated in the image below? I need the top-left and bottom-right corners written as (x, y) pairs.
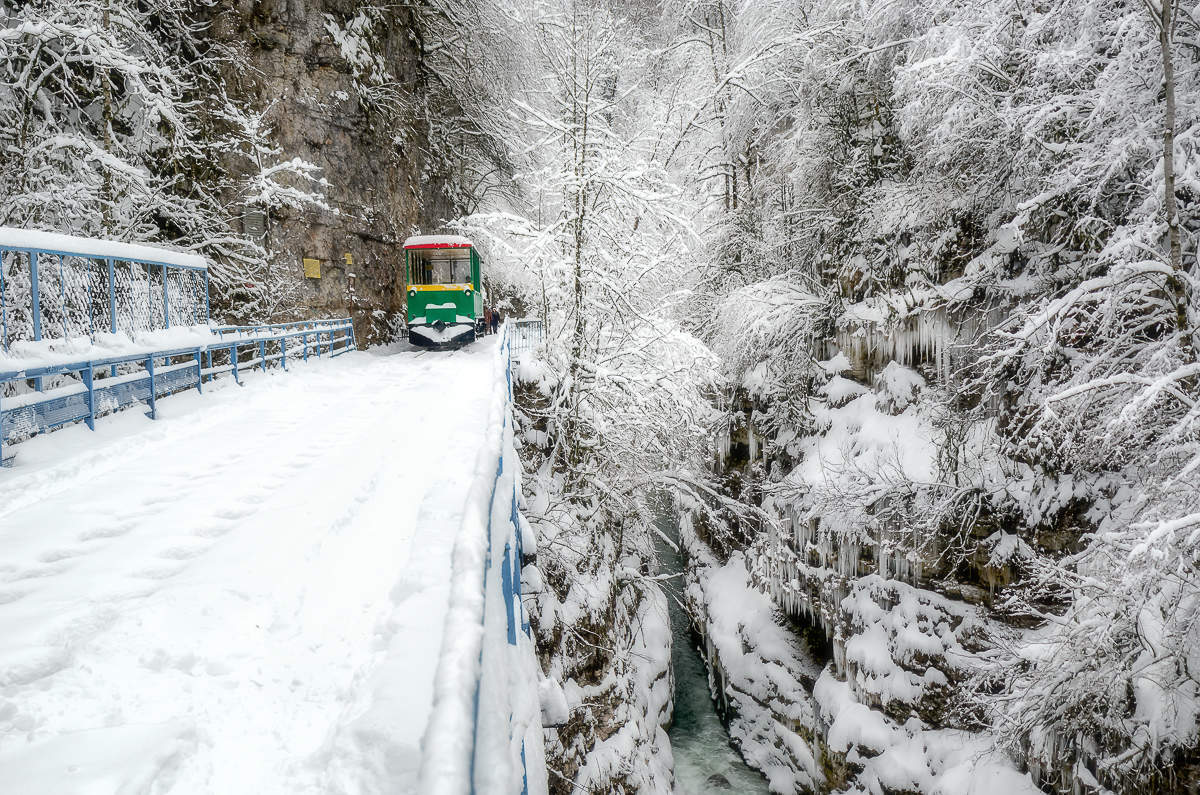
top-left (0, 323), bottom-right (355, 381)
top-left (1, 319), bottom-right (357, 450)
top-left (0, 244), bottom-right (209, 272)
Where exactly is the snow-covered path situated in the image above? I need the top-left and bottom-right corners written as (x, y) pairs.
top-left (0, 341), bottom-right (498, 794)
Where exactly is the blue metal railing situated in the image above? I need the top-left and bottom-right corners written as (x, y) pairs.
top-left (478, 327), bottom-right (533, 791)
top-left (508, 319), bottom-right (544, 363)
top-left (0, 319), bottom-right (356, 466)
top-left (212, 318), bottom-right (351, 338)
top-left (420, 324), bottom-right (545, 795)
top-left (0, 227), bottom-right (210, 352)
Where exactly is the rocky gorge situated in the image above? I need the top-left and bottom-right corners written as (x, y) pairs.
top-left (208, 0), bottom-right (460, 342)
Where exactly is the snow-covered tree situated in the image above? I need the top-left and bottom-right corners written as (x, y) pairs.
top-left (0, 0), bottom-right (328, 323)
top-left (669, 0), bottom-right (1200, 789)
top-left (448, 0), bottom-right (748, 789)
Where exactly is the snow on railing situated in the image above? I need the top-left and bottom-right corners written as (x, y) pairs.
top-left (0, 319), bottom-right (355, 467)
top-left (420, 324), bottom-right (546, 795)
top-left (0, 227), bottom-right (210, 352)
top-left (211, 318), bottom-right (351, 338)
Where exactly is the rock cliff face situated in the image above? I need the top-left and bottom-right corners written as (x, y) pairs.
top-left (689, 366), bottom-right (1049, 794)
top-left (210, 0), bottom-right (457, 342)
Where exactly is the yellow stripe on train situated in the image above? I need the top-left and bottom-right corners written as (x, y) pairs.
top-left (410, 284), bottom-right (471, 292)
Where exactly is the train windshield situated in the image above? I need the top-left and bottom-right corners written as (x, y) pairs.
top-left (410, 248), bottom-right (472, 285)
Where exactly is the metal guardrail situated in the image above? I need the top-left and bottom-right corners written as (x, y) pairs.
top-left (480, 326), bottom-right (535, 794)
top-left (212, 318), bottom-right (351, 338)
top-left (0, 319), bottom-right (355, 466)
top-left (0, 227), bottom-right (210, 351)
top-left (508, 319), bottom-right (544, 362)
top-left (420, 323), bottom-right (545, 795)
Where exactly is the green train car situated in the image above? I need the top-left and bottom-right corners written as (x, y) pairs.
top-left (403, 234), bottom-right (483, 348)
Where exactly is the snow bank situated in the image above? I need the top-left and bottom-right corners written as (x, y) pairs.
top-left (682, 524), bottom-right (824, 794)
top-left (736, 352), bottom-right (1046, 794)
top-left (813, 671), bottom-right (1040, 795)
top-left (794, 364), bottom-right (938, 530)
top-left (689, 525), bottom-right (1040, 795)
top-left (837, 575), bottom-right (975, 711)
top-left (565, 576), bottom-right (675, 792)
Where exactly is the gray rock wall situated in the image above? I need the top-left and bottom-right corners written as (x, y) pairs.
top-left (210, 0), bottom-right (458, 343)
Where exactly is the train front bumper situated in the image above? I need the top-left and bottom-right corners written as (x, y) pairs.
top-left (409, 320), bottom-right (476, 348)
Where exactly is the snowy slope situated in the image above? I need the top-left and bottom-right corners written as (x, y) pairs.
top-left (0, 341), bottom-right (498, 794)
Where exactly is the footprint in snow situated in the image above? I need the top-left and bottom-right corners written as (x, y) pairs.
top-left (192, 524), bottom-right (234, 539)
top-left (131, 565), bottom-right (184, 581)
top-left (158, 545), bottom-right (208, 561)
top-left (38, 548), bottom-right (87, 563)
top-left (5, 561), bottom-right (73, 582)
top-left (78, 522), bottom-right (136, 541)
top-left (0, 590), bottom-right (28, 606)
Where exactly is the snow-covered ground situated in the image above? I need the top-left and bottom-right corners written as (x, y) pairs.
top-left (0, 340), bottom-right (498, 794)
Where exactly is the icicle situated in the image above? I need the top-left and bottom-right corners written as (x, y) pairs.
top-left (716, 424), bottom-right (731, 467)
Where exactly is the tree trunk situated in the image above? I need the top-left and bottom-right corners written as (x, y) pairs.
top-left (101, 0), bottom-right (116, 233)
top-left (565, 0), bottom-right (590, 474)
top-left (1158, 0), bottom-right (1192, 359)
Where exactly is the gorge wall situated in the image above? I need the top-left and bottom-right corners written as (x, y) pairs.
top-left (210, 0), bottom-right (458, 342)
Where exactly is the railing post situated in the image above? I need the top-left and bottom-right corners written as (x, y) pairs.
top-left (0, 393), bottom-right (8, 468)
top-left (86, 258), bottom-right (95, 339)
top-left (58, 254), bottom-right (66, 339)
top-left (205, 349), bottom-right (212, 384)
top-left (502, 540), bottom-right (517, 646)
top-left (0, 251), bottom-right (8, 352)
top-left (29, 251), bottom-right (41, 341)
top-left (280, 337), bottom-right (288, 370)
top-left (82, 364), bottom-right (96, 430)
top-left (108, 258), bottom-right (118, 377)
top-left (258, 339), bottom-right (266, 371)
top-left (231, 344), bottom-right (240, 385)
top-left (163, 264), bottom-right (170, 328)
top-left (30, 252), bottom-right (42, 391)
top-left (302, 332), bottom-right (308, 361)
top-left (195, 349), bottom-right (203, 393)
top-left (107, 258), bottom-right (117, 334)
top-left (514, 484), bottom-right (531, 637)
top-left (144, 355), bottom-right (157, 420)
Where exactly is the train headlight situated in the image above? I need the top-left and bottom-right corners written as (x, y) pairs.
top-left (465, 288), bottom-right (472, 295)
top-left (408, 289), bottom-right (415, 297)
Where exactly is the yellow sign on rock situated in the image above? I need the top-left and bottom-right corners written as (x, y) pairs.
top-left (303, 257), bottom-right (321, 279)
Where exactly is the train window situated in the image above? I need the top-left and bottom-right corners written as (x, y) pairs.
top-left (410, 249), bottom-right (472, 285)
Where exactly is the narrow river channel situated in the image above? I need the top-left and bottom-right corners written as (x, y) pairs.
top-left (655, 516), bottom-right (770, 795)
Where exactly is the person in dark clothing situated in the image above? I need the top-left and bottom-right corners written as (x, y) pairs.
top-left (490, 307), bottom-right (500, 335)
top-left (483, 306), bottom-right (493, 334)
